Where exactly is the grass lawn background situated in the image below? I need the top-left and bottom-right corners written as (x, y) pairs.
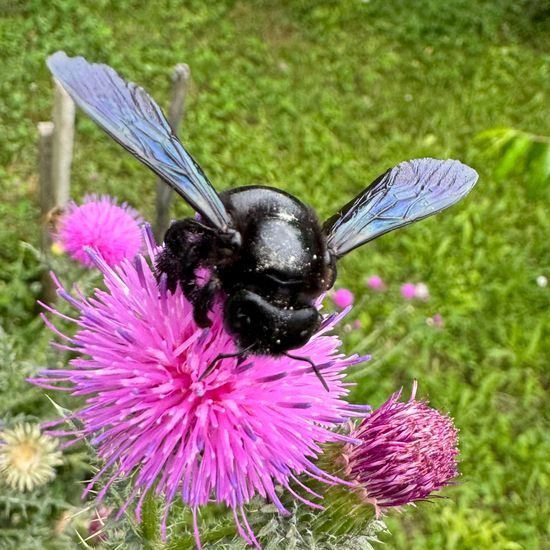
top-left (0, 1), bottom-right (549, 548)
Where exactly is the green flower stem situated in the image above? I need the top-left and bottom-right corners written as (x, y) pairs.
top-left (141, 489), bottom-right (161, 548)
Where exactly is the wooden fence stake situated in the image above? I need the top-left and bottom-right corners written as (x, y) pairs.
top-left (38, 121), bottom-right (57, 304)
top-left (154, 63), bottom-right (191, 241)
top-left (51, 80), bottom-right (75, 206)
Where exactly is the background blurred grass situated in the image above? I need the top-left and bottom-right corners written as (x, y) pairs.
top-left (0, 0), bottom-right (549, 548)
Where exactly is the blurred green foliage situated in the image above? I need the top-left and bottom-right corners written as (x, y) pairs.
top-left (1, 0), bottom-right (549, 548)
top-left (477, 126), bottom-right (550, 197)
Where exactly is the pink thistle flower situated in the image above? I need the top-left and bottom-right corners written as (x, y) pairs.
top-left (332, 288), bottom-right (354, 309)
top-left (366, 276), bottom-right (385, 291)
top-left (427, 313), bottom-right (444, 328)
top-left (400, 282), bottom-right (417, 300)
top-left (57, 194), bottom-right (142, 268)
top-left (31, 226), bottom-right (370, 548)
top-left (88, 506), bottom-right (112, 543)
top-left (343, 382), bottom-right (459, 513)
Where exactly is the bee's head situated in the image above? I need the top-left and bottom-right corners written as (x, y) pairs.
top-left (224, 289), bottom-right (320, 355)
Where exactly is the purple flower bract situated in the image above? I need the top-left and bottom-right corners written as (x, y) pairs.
top-left (58, 194), bottom-right (142, 267)
top-left (344, 382), bottom-right (459, 511)
top-left (32, 226), bottom-right (369, 547)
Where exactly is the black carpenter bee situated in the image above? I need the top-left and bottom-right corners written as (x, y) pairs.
top-left (48, 52), bottom-right (478, 389)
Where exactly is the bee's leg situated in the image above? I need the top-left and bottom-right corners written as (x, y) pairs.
top-left (191, 276), bottom-right (221, 328)
top-left (156, 218), bottom-right (227, 328)
top-left (156, 218), bottom-right (214, 295)
top-left (198, 343), bottom-right (255, 382)
top-left (283, 352), bottom-right (330, 392)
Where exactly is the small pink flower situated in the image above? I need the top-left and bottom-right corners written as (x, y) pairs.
top-left (427, 313), bottom-right (444, 328)
top-left (58, 194), bottom-right (142, 268)
top-left (332, 288), bottom-right (354, 309)
top-left (343, 382), bottom-right (459, 513)
top-left (89, 506), bottom-right (112, 542)
top-left (352, 319), bottom-right (362, 330)
top-left (366, 276), bottom-right (385, 291)
top-left (400, 282), bottom-right (417, 300)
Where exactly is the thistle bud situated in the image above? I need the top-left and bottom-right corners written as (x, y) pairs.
top-left (343, 382), bottom-right (459, 512)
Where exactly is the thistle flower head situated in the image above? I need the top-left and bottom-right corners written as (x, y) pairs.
top-left (366, 276), bottom-right (385, 291)
top-left (332, 288), bottom-right (354, 309)
top-left (57, 194), bottom-right (142, 267)
top-left (400, 282), bottom-right (430, 300)
top-left (400, 282), bottom-right (417, 299)
top-left (343, 382), bottom-right (459, 511)
top-left (88, 506), bottom-right (112, 543)
top-left (32, 226), bottom-right (369, 547)
top-left (427, 313), bottom-right (444, 328)
top-left (0, 423), bottom-right (62, 491)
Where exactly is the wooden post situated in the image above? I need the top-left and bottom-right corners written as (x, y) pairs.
top-left (38, 121), bottom-right (57, 304)
top-left (51, 81), bottom-right (75, 206)
top-left (154, 64), bottom-right (191, 241)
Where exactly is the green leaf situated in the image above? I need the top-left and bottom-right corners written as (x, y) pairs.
top-left (494, 134), bottom-right (532, 178)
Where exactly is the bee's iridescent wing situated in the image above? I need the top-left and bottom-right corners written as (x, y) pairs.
top-left (47, 51), bottom-right (231, 231)
top-left (324, 158), bottom-right (478, 258)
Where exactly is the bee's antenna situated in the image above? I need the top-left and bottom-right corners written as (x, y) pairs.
top-left (199, 345), bottom-right (254, 382)
top-left (284, 352), bottom-right (330, 392)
